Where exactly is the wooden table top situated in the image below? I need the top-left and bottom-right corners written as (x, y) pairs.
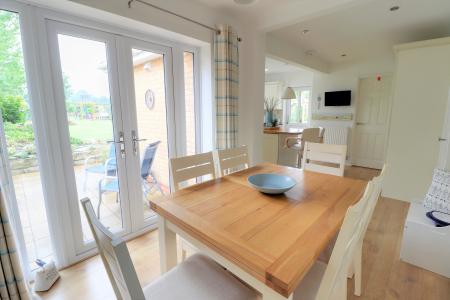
top-left (150, 163), bottom-right (366, 297)
top-left (263, 126), bottom-right (303, 135)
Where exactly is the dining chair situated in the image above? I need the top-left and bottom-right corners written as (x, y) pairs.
top-left (293, 180), bottom-right (374, 300)
top-left (216, 145), bottom-right (249, 176)
top-left (285, 128), bottom-right (322, 168)
top-left (97, 141), bottom-right (163, 217)
top-left (302, 142), bottom-right (347, 176)
top-left (83, 143), bottom-right (117, 191)
top-left (170, 152), bottom-right (216, 260)
top-left (170, 152), bottom-right (216, 192)
top-left (80, 198), bottom-right (258, 300)
top-left (348, 164), bottom-right (387, 296)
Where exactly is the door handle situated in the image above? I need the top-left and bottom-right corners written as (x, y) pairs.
top-left (132, 130), bottom-right (147, 155)
top-left (439, 137), bottom-right (447, 142)
top-left (107, 131), bottom-right (125, 158)
top-left (356, 122), bottom-right (366, 125)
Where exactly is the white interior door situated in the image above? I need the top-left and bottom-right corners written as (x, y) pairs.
top-left (353, 75), bottom-right (392, 169)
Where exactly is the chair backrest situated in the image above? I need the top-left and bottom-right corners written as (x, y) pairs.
top-left (170, 152), bottom-right (216, 191)
top-left (315, 184), bottom-right (375, 300)
top-left (140, 141), bottom-right (161, 180)
top-left (216, 145), bottom-right (249, 176)
top-left (302, 142), bottom-right (347, 176)
top-left (80, 198), bottom-right (145, 300)
top-left (301, 128), bottom-right (322, 147)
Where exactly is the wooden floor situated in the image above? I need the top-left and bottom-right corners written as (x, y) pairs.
top-left (35, 166), bottom-right (450, 300)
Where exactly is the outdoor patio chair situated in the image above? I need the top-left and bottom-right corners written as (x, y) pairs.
top-left (83, 143), bottom-right (117, 191)
top-left (97, 141), bottom-right (163, 217)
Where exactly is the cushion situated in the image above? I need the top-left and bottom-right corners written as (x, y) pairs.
top-left (143, 254), bottom-right (258, 300)
top-left (423, 168), bottom-right (450, 214)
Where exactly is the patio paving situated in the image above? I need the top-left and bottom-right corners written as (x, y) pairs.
top-left (13, 164), bottom-right (162, 271)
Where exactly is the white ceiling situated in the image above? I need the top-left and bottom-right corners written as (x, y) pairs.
top-left (265, 57), bottom-right (308, 74)
top-left (268, 0), bottom-right (450, 65)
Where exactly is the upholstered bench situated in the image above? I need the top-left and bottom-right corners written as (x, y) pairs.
top-left (400, 201), bottom-right (450, 278)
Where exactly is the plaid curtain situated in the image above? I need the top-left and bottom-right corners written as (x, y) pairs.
top-left (0, 189), bottom-right (29, 300)
top-left (215, 24), bottom-right (239, 149)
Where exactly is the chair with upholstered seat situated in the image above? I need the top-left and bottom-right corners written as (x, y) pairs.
top-left (170, 152), bottom-right (216, 260)
top-left (285, 127), bottom-right (323, 168)
top-left (302, 142), bottom-right (347, 177)
top-left (80, 198), bottom-right (258, 300)
top-left (170, 152), bottom-right (216, 192)
top-left (216, 145), bottom-right (249, 176)
top-left (293, 181), bottom-right (375, 300)
top-left (348, 164), bottom-right (386, 296)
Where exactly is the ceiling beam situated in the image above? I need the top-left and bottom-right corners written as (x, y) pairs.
top-left (266, 34), bottom-right (329, 73)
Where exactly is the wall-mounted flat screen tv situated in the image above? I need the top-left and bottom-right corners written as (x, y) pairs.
top-left (324, 90), bottom-right (351, 106)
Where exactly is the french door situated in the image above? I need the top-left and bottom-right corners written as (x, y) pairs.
top-left (47, 21), bottom-right (176, 254)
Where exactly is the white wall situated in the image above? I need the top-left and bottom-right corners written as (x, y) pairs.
top-left (384, 38), bottom-right (450, 202)
top-left (311, 56), bottom-right (394, 161)
top-left (265, 70), bottom-right (314, 88)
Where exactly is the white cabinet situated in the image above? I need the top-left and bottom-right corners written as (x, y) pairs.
top-left (262, 134), bottom-right (278, 163)
top-left (400, 202), bottom-right (450, 278)
top-left (384, 37), bottom-right (450, 201)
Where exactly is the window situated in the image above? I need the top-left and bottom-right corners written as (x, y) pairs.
top-left (285, 87), bottom-right (311, 124)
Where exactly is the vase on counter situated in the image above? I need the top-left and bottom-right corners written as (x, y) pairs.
top-left (264, 111), bottom-right (273, 127)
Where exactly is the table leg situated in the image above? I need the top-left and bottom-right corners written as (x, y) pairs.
top-left (158, 216), bottom-right (177, 273)
top-left (259, 286), bottom-right (293, 300)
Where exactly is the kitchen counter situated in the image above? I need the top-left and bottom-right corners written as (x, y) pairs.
top-left (263, 126), bottom-right (303, 135)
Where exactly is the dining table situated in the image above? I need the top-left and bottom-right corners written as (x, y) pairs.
top-left (150, 163), bottom-right (367, 299)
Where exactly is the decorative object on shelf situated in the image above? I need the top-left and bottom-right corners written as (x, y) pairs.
top-left (281, 87), bottom-right (296, 100)
top-left (144, 89), bottom-right (155, 110)
top-left (247, 173), bottom-right (296, 194)
top-left (264, 96), bottom-right (280, 127)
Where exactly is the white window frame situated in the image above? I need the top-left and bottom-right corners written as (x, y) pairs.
top-left (0, 0), bottom-right (209, 272)
top-left (284, 86), bottom-right (312, 126)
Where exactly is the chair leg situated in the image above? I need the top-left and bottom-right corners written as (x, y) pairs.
top-left (97, 181), bottom-right (103, 218)
top-left (83, 171), bottom-right (88, 191)
top-left (151, 172), bottom-right (164, 195)
top-left (181, 248), bottom-right (187, 261)
top-left (354, 244), bottom-right (363, 296)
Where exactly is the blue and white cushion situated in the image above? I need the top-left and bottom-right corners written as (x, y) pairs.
top-left (423, 168), bottom-right (450, 214)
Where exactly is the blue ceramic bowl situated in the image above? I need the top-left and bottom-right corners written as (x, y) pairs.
top-left (247, 173), bottom-right (296, 194)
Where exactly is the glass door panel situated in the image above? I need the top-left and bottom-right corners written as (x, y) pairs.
top-left (47, 20), bottom-right (130, 253)
top-left (56, 34), bottom-right (125, 240)
top-left (184, 51), bottom-right (197, 156)
top-left (130, 48), bottom-right (169, 222)
top-left (0, 9), bottom-right (53, 273)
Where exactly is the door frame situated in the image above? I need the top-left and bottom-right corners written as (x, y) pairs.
top-left (0, 0), bottom-right (205, 270)
top-left (352, 73), bottom-right (394, 169)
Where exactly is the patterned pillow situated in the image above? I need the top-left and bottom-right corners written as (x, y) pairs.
top-left (423, 168), bottom-right (450, 213)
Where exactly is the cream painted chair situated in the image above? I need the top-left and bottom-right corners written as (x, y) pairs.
top-left (302, 142), bottom-right (347, 177)
top-left (170, 152), bottom-right (216, 260)
top-left (216, 145), bottom-right (249, 176)
top-left (285, 128), bottom-right (323, 167)
top-left (294, 181), bottom-right (375, 300)
top-left (170, 152), bottom-right (216, 192)
top-left (348, 164), bottom-right (386, 296)
top-left (80, 198), bottom-right (257, 300)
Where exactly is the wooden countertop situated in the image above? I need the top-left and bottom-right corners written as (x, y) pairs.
top-left (263, 126), bottom-right (303, 135)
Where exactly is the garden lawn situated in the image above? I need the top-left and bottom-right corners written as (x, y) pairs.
top-left (68, 119), bottom-right (113, 143)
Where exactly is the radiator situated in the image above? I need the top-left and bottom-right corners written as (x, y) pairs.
top-left (323, 127), bottom-right (348, 145)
